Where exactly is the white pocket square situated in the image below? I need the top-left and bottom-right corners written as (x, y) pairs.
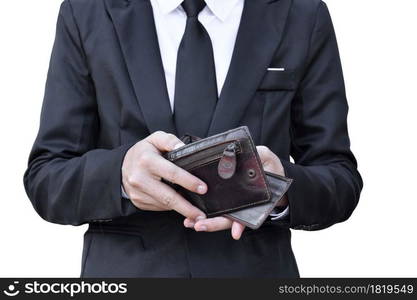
top-left (267, 67), bottom-right (286, 71)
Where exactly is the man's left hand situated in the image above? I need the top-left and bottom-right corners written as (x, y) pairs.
top-left (184, 145), bottom-right (285, 240)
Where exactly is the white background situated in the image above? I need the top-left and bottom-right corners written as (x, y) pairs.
top-left (0, 0), bottom-right (416, 277)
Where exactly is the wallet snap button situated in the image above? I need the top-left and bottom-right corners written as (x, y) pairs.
top-left (247, 169), bottom-right (256, 178)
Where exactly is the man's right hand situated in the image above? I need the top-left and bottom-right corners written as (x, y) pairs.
top-left (122, 131), bottom-right (207, 222)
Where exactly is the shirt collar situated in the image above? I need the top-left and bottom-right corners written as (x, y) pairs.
top-left (155, 0), bottom-right (241, 22)
top-left (155, 0), bottom-right (183, 15)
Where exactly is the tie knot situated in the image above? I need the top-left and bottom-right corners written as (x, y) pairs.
top-left (181, 0), bottom-right (206, 18)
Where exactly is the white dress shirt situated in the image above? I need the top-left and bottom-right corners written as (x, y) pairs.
top-left (150, 0), bottom-right (244, 111)
top-left (124, 0), bottom-right (288, 221)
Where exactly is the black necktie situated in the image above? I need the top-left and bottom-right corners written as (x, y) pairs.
top-left (173, 0), bottom-right (218, 138)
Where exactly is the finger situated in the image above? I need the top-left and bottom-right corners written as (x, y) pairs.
top-left (256, 145), bottom-right (284, 175)
top-left (231, 221), bottom-right (245, 240)
top-left (261, 160), bottom-right (275, 173)
top-left (135, 203), bottom-right (167, 211)
top-left (142, 178), bottom-right (206, 221)
top-left (256, 145), bottom-right (273, 164)
top-left (184, 218), bottom-right (195, 228)
top-left (149, 155), bottom-right (207, 194)
top-left (194, 216), bottom-right (233, 232)
top-left (129, 190), bottom-right (168, 210)
top-left (147, 131), bottom-right (185, 152)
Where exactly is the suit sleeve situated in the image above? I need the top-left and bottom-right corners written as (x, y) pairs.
top-left (23, 1), bottom-right (139, 226)
top-left (281, 2), bottom-right (363, 230)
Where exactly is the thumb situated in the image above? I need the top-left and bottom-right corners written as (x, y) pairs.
top-left (231, 222), bottom-right (245, 240)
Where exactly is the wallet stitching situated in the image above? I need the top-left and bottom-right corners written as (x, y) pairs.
top-left (182, 146), bottom-right (242, 171)
top-left (167, 127), bottom-right (244, 159)
top-left (187, 158), bottom-right (221, 171)
top-left (169, 141), bottom-right (234, 161)
top-left (173, 141), bottom-right (242, 168)
top-left (207, 197), bottom-right (271, 217)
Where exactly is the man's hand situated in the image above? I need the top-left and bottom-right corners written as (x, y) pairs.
top-left (188, 145), bottom-right (285, 240)
top-left (122, 131), bottom-right (208, 222)
top-left (256, 145), bottom-right (285, 177)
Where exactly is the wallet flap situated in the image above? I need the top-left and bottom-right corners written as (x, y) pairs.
top-left (164, 126), bottom-right (271, 217)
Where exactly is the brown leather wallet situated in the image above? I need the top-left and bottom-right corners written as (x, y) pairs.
top-left (164, 126), bottom-right (292, 224)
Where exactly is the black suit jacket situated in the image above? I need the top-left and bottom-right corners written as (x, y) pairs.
top-left (24, 0), bottom-right (363, 278)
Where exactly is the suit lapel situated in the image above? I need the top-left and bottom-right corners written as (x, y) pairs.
top-left (104, 0), bottom-right (177, 135)
top-left (207, 0), bottom-right (293, 136)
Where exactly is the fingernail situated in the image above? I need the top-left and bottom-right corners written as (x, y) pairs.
top-left (197, 225), bottom-right (207, 232)
top-left (173, 143), bottom-right (184, 150)
top-left (184, 220), bottom-right (195, 228)
top-left (232, 227), bottom-right (240, 240)
top-left (197, 184), bottom-right (206, 194)
top-left (196, 215), bottom-right (206, 222)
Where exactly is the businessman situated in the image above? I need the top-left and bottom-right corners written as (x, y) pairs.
top-left (24, 0), bottom-right (363, 277)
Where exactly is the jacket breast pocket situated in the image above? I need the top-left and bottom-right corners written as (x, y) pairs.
top-left (257, 69), bottom-right (296, 91)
